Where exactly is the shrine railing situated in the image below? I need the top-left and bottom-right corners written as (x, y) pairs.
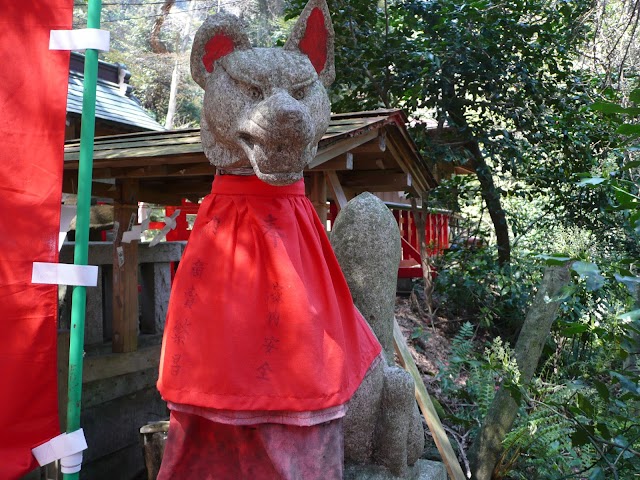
top-left (148, 199), bottom-right (451, 279)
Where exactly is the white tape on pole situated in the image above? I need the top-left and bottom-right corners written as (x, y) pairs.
top-left (32, 263), bottom-right (98, 287)
top-left (32, 429), bottom-right (88, 472)
top-left (49, 29), bottom-right (110, 52)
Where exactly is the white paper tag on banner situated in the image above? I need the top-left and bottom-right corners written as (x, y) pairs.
top-left (50, 29), bottom-right (110, 52)
top-left (32, 263), bottom-right (98, 287)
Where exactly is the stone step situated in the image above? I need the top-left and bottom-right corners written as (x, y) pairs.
top-left (345, 460), bottom-right (448, 480)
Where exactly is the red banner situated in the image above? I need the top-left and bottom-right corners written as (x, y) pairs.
top-left (0, 1), bottom-right (73, 478)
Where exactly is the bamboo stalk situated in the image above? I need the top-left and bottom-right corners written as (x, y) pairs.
top-left (393, 319), bottom-right (467, 480)
top-left (65, 1), bottom-right (102, 478)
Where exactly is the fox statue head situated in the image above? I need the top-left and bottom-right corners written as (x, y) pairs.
top-left (190, 0), bottom-right (335, 186)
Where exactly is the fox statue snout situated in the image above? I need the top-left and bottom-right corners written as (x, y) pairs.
top-left (238, 89), bottom-right (316, 179)
top-left (191, 3), bottom-right (335, 186)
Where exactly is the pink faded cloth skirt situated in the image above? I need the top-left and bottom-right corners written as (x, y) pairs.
top-left (157, 411), bottom-right (344, 480)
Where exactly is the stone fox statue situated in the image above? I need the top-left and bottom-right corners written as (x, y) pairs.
top-left (156, 1), bottom-right (382, 478)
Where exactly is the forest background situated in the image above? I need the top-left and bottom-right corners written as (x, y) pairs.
top-left (74, 0), bottom-right (640, 478)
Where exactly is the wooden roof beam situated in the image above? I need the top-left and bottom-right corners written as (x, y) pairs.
top-left (308, 129), bottom-right (378, 169)
top-left (351, 133), bottom-right (387, 155)
top-left (91, 163), bottom-right (215, 180)
top-left (384, 128), bottom-right (435, 195)
top-left (65, 152), bottom-right (206, 171)
top-left (139, 179), bottom-right (212, 202)
top-left (62, 176), bottom-right (118, 198)
top-left (325, 171), bottom-right (349, 209)
top-left (340, 171), bottom-right (413, 192)
top-left (306, 153), bottom-right (353, 172)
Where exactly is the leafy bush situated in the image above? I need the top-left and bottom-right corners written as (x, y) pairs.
top-left (434, 247), bottom-right (541, 336)
top-left (435, 268), bottom-right (640, 478)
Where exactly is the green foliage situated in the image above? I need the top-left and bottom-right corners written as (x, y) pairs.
top-left (437, 321), bottom-right (476, 393)
top-left (504, 340), bottom-right (640, 478)
top-left (433, 197), bottom-right (640, 477)
top-left (437, 280), bottom-right (640, 478)
top-left (485, 337), bottom-right (521, 386)
top-left (292, 0), bottom-right (618, 234)
top-left (501, 384), bottom-right (595, 479)
top-left (434, 247), bottom-right (540, 334)
top-left (436, 324), bottom-right (492, 430)
top-left (498, 90), bottom-right (640, 477)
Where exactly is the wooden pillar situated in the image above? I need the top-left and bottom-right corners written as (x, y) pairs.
top-left (309, 172), bottom-right (328, 228)
top-left (112, 179), bottom-right (139, 353)
top-left (325, 170), bottom-right (348, 209)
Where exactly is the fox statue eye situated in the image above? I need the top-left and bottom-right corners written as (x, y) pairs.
top-left (292, 87), bottom-right (307, 101)
top-left (248, 86), bottom-right (263, 100)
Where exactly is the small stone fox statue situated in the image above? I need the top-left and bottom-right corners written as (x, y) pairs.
top-left (156, 1), bottom-right (382, 478)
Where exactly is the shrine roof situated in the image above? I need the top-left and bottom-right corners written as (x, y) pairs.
top-left (67, 53), bottom-right (164, 133)
top-left (63, 109), bottom-right (437, 204)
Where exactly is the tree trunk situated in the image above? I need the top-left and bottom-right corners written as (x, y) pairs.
top-left (164, 0), bottom-right (196, 130)
top-left (442, 78), bottom-right (511, 267)
top-left (468, 265), bottom-right (571, 479)
top-left (150, 0), bottom-right (176, 54)
top-left (468, 140), bottom-right (511, 267)
top-left (165, 59), bottom-right (179, 130)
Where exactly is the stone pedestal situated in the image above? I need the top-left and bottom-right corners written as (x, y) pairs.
top-left (140, 262), bottom-right (173, 334)
top-left (85, 267), bottom-right (104, 344)
top-left (344, 460), bottom-right (448, 480)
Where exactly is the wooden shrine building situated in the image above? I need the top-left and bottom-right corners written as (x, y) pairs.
top-left (63, 107), bottom-right (438, 352)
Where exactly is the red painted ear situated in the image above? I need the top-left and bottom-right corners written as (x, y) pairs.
top-left (202, 33), bottom-right (235, 73)
top-left (190, 14), bottom-right (251, 88)
top-left (284, 0), bottom-right (335, 87)
top-left (298, 8), bottom-right (328, 77)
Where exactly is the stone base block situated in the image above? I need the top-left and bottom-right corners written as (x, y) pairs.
top-left (344, 460), bottom-right (448, 480)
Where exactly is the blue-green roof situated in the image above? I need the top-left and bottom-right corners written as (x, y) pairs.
top-left (67, 72), bottom-right (165, 132)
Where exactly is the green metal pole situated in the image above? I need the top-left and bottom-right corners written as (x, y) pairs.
top-left (65, 1), bottom-right (102, 479)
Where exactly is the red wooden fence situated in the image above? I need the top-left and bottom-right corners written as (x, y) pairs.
top-left (147, 200), bottom-right (450, 279)
top-left (382, 203), bottom-right (449, 278)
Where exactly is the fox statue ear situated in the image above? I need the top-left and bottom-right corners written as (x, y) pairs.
top-left (190, 14), bottom-right (251, 88)
top-left (284, 0), bottom-right (335, 87)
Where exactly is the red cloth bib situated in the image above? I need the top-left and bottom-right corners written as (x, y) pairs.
top-left (158, 175), bottom-right (381, 412)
